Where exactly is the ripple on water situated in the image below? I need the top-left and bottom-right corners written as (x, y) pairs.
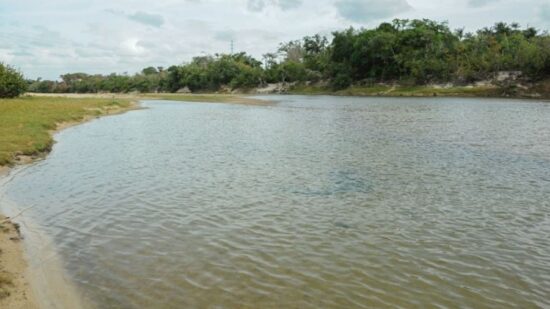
top-left (3, 97), bottom-right (550, 308)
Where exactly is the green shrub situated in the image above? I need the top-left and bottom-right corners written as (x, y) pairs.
top-left (331, 73), bottom-right (352, 90)
top-left (0, 63), bottom-right (27, 98)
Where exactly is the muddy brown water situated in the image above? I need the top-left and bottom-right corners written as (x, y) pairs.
top-left (2, 96), bottom-right (550, 308)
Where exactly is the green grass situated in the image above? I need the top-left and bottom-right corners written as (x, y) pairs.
top-left (0, 96), bottom-right (132, 166)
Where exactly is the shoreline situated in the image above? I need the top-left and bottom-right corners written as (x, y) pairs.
top-left (0, 94), bottom-right (267, 308)
top-left (0, 100), bottom-right (140, 309)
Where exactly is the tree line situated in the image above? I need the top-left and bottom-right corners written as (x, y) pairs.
top-left (2, 19), bottom-right (549, 98)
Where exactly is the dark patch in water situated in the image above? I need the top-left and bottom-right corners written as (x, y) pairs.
top-left (290, 169), bottom-right (373, 196)
top-left (333, 222), bottom-right (352, 229)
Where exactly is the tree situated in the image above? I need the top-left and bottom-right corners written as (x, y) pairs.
top-left (278, 40), bottom-right (305, 62)
top-left (230, 64), bottom-right (263, 89)
top-left (142, 66), bottom-right (159, 75)
top-left (0, 63), bottom-right (27, 98)
top-left (303, 34), bottom-right (330, 73)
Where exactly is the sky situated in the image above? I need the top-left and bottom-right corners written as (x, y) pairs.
top-left (1, 0), bottom-right (549, 80)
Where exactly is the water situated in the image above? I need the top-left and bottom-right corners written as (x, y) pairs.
top-left (2, 96), bottom-right (550, 308)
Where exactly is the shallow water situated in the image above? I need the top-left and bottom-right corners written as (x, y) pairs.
top-left (2, 96), bottom-right (550, 308)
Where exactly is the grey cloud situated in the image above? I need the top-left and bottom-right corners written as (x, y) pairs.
top-left (247, 0), bottom-right (266, 12)
top-left (278, 0), bottom-right (303, 10)
top-left (247, 0), bottom-right (303, 12)
top-left (28, 27), bottom-right (65, 47)
top-left (104, 8), bottom-right (124, 15)
top-left (128, 11), bottom-right (164, 27)
top-left (336, 0), bottom-right (411, 22)
top-left (467, 0), bottom-right (500, 8)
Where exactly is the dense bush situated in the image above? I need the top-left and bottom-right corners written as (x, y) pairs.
top-left (0, 63), bottom-right (27, 98)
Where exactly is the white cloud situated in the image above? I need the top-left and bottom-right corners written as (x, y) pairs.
top-left (120, 39), bottom-right (148, 56)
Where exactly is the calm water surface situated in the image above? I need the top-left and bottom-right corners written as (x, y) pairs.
top-left (3, 96), bottom-right (550, 308)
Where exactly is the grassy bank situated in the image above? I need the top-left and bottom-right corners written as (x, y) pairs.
top-left (0, 96), bottom-right (134, 166)
top-left (289, 83), bottom-right (550, 99)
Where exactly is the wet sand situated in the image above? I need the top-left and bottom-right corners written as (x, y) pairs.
top-left (0, 214), bottom-right (38, 309)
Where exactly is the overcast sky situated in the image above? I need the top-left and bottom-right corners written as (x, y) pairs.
top-left (1, 0), bottom-right (549, 80)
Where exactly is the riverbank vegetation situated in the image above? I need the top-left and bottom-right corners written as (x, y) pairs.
top-left (0, 96), bottom-right (133, 166)
top-left (290, 84), bottom-right (505, 97)
top-left (15, 19), bottom-right (550, 98)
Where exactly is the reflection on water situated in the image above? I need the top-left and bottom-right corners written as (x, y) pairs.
top-left (3, 96), bottom-right (550, 308)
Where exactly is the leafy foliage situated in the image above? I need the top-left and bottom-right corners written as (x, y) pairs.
top-left (0, 63), bottom-right (27, 98)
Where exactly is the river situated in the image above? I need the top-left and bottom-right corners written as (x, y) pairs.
top-left (1, 96), bottom-right (550, 308)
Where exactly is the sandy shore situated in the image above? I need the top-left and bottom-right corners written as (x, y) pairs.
top-left (0, 214), bottom-right (38, 308)
top-left (0, 100), bottom-right (140, 308)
